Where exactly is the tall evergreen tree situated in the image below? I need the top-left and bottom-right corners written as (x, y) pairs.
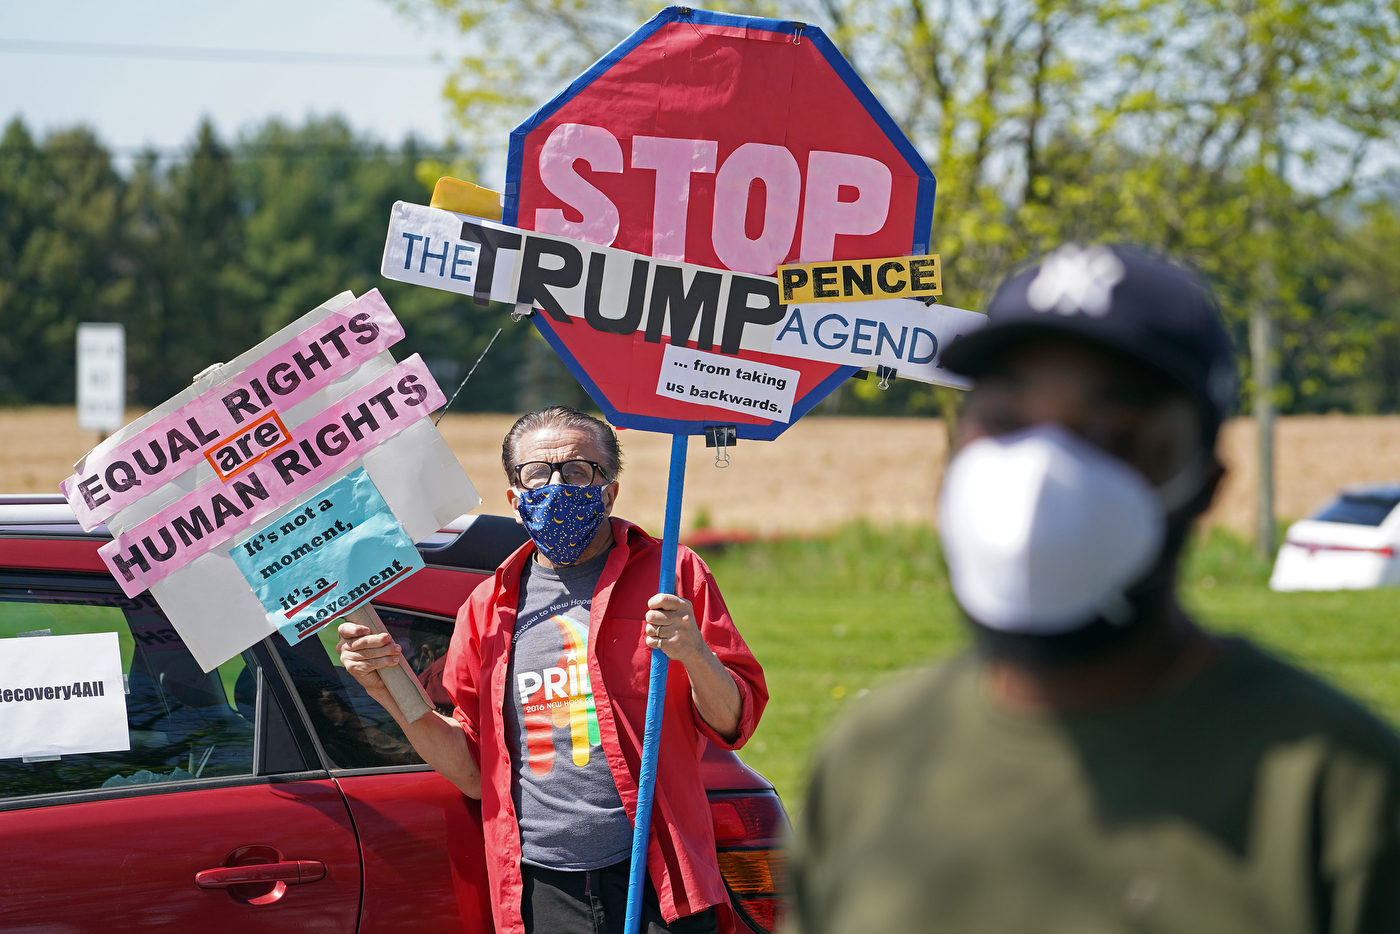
top-left (132, 120), bottom-right (253, 402)
top-left (0, 120), bottom-right (136, 404)
top-left (235, 116), bottom-right (520, 411)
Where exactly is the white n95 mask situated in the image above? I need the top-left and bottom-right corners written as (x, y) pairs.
top-left (938, 424), bottom-right (1166, 635)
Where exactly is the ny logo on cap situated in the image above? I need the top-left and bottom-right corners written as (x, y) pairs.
top-left (1026, 245), bottom-right (1125, 317)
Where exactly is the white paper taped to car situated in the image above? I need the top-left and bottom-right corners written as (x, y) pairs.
top-left (0, 632), bottom-right (129, 760)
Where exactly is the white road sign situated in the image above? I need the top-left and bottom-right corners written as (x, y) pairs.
top-left (77, 323), bottom-right (125, 432)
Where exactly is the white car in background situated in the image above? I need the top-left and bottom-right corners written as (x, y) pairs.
top-left (1270, 483), bottom-right (1400, 591)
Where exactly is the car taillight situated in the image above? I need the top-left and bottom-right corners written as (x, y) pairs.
top-left (710, 791), bottom-right (789, 934)
top-left (1288, 540), bottom-right (1395, 558)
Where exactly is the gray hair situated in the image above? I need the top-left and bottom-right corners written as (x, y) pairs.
top-left (501, 406), bottom-right (623, 483)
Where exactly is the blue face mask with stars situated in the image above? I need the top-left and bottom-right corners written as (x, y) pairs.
top-left (515, 483), bottom-right (608, 566)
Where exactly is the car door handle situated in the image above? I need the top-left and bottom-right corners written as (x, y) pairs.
top-left (195, 860), bottom-right (326, 888)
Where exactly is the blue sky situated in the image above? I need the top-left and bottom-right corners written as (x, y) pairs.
top-left (1, 0), bottom-right (464, 162)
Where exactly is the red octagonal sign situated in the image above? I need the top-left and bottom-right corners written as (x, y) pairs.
top-left (505, 6), bottom-right (937, 439)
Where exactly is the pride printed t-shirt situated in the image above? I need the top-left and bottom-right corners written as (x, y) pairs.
top-left (504, 547), bottom-right (633, 870)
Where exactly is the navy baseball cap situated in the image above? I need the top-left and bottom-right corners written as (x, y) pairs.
top-left (941, 244), bottom-right (1237, 445)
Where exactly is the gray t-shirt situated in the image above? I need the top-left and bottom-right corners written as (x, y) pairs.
top-left (504, 548), bottom-right (634, 870)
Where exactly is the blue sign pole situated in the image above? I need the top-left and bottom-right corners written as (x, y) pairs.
top-left (624, 433), bottom-right (687, 934)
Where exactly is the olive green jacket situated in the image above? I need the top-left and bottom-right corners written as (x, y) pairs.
top-left (787, 639), bottom-right (1400, 933)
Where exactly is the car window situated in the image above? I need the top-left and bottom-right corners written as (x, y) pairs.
top-left (0, 585), bottom-right (257, 800)
top-left (1312, 492), bottom-right (1400, 527)
top-left (272, 608), bottom-right (457, 770)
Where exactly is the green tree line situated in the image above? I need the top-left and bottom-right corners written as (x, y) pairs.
top-left (408, 0), bottom-right (1400, 419)
top-left (0, 116), bottom-right (526, 410)
top-left (7, 0), bottom-right (1400, 420)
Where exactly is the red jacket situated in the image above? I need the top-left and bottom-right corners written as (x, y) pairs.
top-left (443, 517), bottom-right (768, 934)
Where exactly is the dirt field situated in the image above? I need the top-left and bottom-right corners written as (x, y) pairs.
top-left (1210, 416), bottom-right (1400, 533)
top-left (7, 407), bottom-right (1400, 537)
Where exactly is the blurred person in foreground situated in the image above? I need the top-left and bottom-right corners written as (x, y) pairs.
top-left (338, 406), bottom-right (766, 934)
top-left (785, 245), bottom-right (1400, 933)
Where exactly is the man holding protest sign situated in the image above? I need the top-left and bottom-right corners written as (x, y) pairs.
top-left (367, 11), bottom-right (965, 932)
top-left (339, 406), bottom-right (766, 934)
top-left (786, 245), bottom-right (1400, 932)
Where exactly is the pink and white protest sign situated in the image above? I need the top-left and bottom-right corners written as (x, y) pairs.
top-left (62, 289), bottom-right (480, 672)
top-left (62, 290), bottom-right (404, 530)
top-left (99, 355), bottom-right (445, 597)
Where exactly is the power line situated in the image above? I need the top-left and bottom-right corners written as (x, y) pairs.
top-left (0, 38), bottom-right (442, 68)
top-left (0, 141), bottom-right (464, 155)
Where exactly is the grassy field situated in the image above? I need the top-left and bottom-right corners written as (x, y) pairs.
top-left (6, 406), bottom-right (1397, 814)
top-left (707, 526), bottom-right (1400, 814)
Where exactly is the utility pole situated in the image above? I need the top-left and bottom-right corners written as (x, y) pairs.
top-left (1251, 297), bottom-right (1275, 560)
top-left (1251, 129), bottom-right (1286, 562)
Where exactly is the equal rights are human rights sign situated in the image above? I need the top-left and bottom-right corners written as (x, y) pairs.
top-left (63, 291), bottom-right (404, 531)
top-left (62, 290), bottom-right (479, 671)
top-left (98, 353), bottom-right (443, 597)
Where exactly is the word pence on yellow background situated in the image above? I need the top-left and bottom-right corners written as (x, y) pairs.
top-left (778, 254), bottom-right (941, 304)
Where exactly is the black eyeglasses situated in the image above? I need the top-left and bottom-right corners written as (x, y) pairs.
top-left (513, 459), bottom-right (610, 490)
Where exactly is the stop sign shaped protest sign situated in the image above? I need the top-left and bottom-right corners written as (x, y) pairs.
top-left (505, 6), bottom-right (936, 438)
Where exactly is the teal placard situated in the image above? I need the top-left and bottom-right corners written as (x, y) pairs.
top-left (229, 468), bottom-right (423, 643)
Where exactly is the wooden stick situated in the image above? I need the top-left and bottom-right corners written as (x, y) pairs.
top-left (344, 604), bottom-right (434, 723)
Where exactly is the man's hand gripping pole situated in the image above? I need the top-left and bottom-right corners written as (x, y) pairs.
top-left (344, 604), bottom-right (434, 723)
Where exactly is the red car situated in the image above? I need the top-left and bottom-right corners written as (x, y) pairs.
top-left (0, 494), bottom-right (786, 933)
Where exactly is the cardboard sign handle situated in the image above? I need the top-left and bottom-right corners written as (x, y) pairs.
top-left (345, 605), bottom-right (434, 724)
top-left (624, 433), bottom-right (688, 934)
